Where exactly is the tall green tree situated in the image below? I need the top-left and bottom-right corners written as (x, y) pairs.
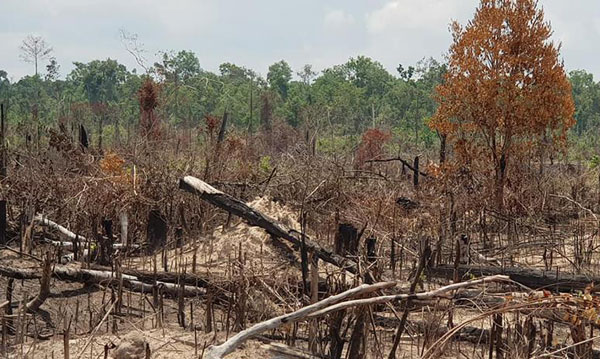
top-left (267, 60), bottom-right (292, 100)
top-left (69, 59), bottom-right (128, 104)
top-left (569, 70), bottom-right (600, 135)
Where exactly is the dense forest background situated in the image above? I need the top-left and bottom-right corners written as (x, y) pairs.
top-left (0, 50), bottom-right (598, 157)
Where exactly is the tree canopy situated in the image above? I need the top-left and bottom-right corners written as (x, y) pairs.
top-left (430, 0), bottom-right (575, 208)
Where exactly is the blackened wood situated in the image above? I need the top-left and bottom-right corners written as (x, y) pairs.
top-left (175, 227), bottom-right (183, 248)
top-left (439, 133), bottom-right (446, 164)
top-left (79, 124), bottom-right (88, 149)
top-left (366, 237), bottom-right (376, 264)
top-left (388, 244), bottom-right (430, 359)
top-left (348, 310), bottom-right (366, 359)
top-left (300, 235), bottom-right (309, 297)
top-left (0, 264), bottom-right (205, 297)
top-left (217, 112), bottom-right (228, 144)
top-left (335, 223), bottom-right (358, 257)
top-left (101, 219), bottom-right (113, 266)
top-left (147, 209), bottom-right (167, 253)
top-left (413, 156), bottom-right (419, 188)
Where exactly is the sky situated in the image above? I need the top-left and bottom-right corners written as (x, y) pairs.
top-left (1, 0), bottom-right (600, 81)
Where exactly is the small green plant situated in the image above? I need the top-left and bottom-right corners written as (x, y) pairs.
top-left (259, 155), bottom-right (272, 174)
top-left (589, 154), bottom-right (600, 169)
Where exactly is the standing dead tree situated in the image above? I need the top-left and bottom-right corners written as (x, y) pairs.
top-left (19, 35), bottom-right (53, 76)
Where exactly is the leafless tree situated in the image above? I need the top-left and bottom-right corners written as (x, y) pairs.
top-left (119, 29), bottom-right (149, 73)
top-left (19, 35), bottom-right (53, 76)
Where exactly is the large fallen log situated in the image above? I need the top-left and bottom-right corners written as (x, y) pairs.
top-left (35, 215), bottom-right (139, 249)
top-left (179, 176), bottom-right (358, 274)
top-left (0, 264), bottom-right (205, 297)
top-left (34, 215), bottom-right (83, 241)
top-left (89, 264), bottom-right (215, 290)
top-left (429, 265), bottom-right (600, 292)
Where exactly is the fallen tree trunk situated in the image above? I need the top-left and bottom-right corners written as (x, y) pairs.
top-left (204, 275), bottom-right (509, 359)
top-left (36, 216), bottom-right (139, 249)
top-left (0, 264), bottom-right (205, 297)
top-left (179, 176), bottom-right (358, 274)
top-left (429, 265), bottom-right (600, 292)
top-left (89, 264), bottom-right (216, 290)
top-left (34, 215), bottom-right (83, 241)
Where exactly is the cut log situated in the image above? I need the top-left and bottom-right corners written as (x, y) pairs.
top-left (35, 215), bottom-right (139, 252)
top-left (179, 176), bottom-right (358, 274)
top-left (34, 215), bottom-right (83, 241)
top-left (0, 264), bottom-right (205, 297)
top-left (429, 265), bottom-right (600, 292)
top-left (89, 265), bottom-right (214, 290)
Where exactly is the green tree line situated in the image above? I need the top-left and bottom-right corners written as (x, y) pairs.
top-left (0, 51), bottom-right (597, 150)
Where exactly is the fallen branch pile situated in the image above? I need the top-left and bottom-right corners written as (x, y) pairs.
top-left (205, 275), bottom-right (510, 359)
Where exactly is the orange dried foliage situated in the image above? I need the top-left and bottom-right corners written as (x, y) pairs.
top-left (355, 128), bottom-right (392, 168)
top-left (100, 152), bottom-right (130, 185)
top-left (139, 78), bottom-right (159, 113)
top-left (204, 115), bottom-right (219, 138)
top-left (138, 78), bottom-right (162, 138)
top-left (430, 0), bottom-right (575, 207)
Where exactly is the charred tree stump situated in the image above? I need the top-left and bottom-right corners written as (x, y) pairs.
top-left (79, 124), bottom-right (88, 149)
top-left (413, 156), bottom-right (420, 188)
top-left (147, 209), bottom-right (167, 253)
top-left (335, 224), bottom-right (358, 257)
top-left (100, 219), bottom-right (114, 266)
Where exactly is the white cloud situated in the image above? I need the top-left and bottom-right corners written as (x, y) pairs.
top-left (324, 9), bottom-right (355, 29)
top-left (362, 0), bottom-right (477, 74)
top-left (366, 0), bottom-right (476, 33)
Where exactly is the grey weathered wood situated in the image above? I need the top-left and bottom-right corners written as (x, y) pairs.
top-left (0, 264), bottom-right (205, 297)
top-left (179, 176), bottom-right (358, 274)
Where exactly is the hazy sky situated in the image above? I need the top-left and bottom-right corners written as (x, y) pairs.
top-left (1, 0), bottom-right (599, 81)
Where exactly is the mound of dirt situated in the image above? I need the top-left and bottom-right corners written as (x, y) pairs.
top-left (206, 196), bottom-right (301, 263)
top-left (112, 332), bottom-right (148, 359)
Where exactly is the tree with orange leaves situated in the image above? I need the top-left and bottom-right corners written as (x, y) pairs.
top-left (430, 0), bottom-right (575, 209)
top-left (138, 77), bottom-right (161, 139)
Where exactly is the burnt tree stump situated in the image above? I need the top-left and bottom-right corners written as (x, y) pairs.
top-left (334, 224), bottom-right (359, 257)
top-left (147, 209), bottom-right (167, 253)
